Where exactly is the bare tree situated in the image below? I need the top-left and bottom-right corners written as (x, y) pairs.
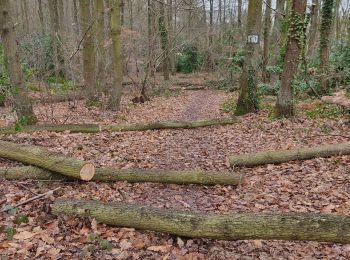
top-left (274, 0), bottom-right (307, 117)
top-left (108, 0), bottom-right (123, 110)
top-left (235, 0), bottom-right (262, 116)
top-left (0, 0), bottom-right (36, 123)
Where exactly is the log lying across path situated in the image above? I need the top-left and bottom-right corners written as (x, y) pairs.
top-left (229, 141), bottom-right (350, 167)
top-left (52, 199), bottom-right (350, 244)
top-left (0, 140), bottom-right (95, 181)
top-left (0, 166), bottom-right (243, 186)
top-left (0, 118), bottom-right (237, 134)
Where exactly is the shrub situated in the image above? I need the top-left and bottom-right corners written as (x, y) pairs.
top-left (176, 43), bottom-right (202, 73)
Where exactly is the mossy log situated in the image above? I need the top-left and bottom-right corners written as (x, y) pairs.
top-left (0, 166), bottom-right (66, 180)
top-left (0, 118), bottom-right (237, 134)
top-left (105, 118), bottom-right (237, 132)
top-left (51, 199), bottom-right (350, 244)
top-left (0, 140), bottom-right (95, 181)
top-left (0, 166), bottom-right (243, 186)
top-left (229, 141), bottom-right (350, 167)
top-left (0, 124), bottom-right (101, 134)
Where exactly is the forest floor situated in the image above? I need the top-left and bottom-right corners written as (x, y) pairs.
top-left (1, 84), bottom-right (350, 259)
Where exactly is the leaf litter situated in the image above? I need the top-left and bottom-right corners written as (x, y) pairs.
top-left (1, 89), bottom-right (350, 259)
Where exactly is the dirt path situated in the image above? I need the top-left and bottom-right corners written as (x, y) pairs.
top-left (179, 90), bottom-right (228, 120)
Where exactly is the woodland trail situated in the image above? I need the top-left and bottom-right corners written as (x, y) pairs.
top-left (179, 90), bottom-right (226, 121)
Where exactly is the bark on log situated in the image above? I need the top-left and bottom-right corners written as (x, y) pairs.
top-left (0, 166), bottom-right (243, 186)
top-left (105, 118), bottom-right (238, 132)
top-left (229, 141), bottom-right (350, 167)
top-left (0, 118), bottom-right (237, 134)
top-left (0, 124), bottom-right (101, 134)
top-left (0, 141), bottom-right (95, 181)
top-left (0, 166), bottom-right (65, 180)
top-left (51, 199), bottom-right (350, 244)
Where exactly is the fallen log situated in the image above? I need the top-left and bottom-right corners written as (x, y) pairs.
top-left (229, 141), bottom-right (350, 167)
top-left (105, 118), bottom-right (237, 132)
top-left (0, 166), bottom-right (65, 180)
top-left (0, 124), bottom-right (101, 134)
top-left (0, 118), bottom-right (237, 134)
top-left (0, 166), bottom-right (243, 186)
top-left (0, 140), bottom-right (95, 181)
top-left (51, 199), bottom-right (350, 244)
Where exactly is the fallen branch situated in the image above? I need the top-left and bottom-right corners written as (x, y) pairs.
top-left (105, 118), bottom-right (238, 132)
top-left (1, 187), bottom-right (61, 213)
top-left (229, 141), bottom-right (350, 167)
top-left (0, 166), bottom-right (243, 186)
top-left (0, 140), bottom-right (95, 181)
top-left (0, 118), bottom-right (237, 134)
top-left (51, 199), bottom-right (350, 244)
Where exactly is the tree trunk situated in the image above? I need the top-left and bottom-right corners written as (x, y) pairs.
top-left (307, 0), bottom-right (320, 58)
top-left (51, 199), bottom-right (350, 244)
top-left (148, 0), bottom-right (156, 78)
top-left (235, 0), bottom-right (262, 116)
top-left (237, 0), bottom-right (242, 28)
top-left (229, 141), bottom-right (350, 167)
top-left (271, 0), bottom-right (286, 65)
top-left (262, 0), bottom-right (272, 82)
top-left (95, 0), bottom-right (106, 91)
top-left (108, 0), bottom-right (123, 111)
top-left (0, 166), bottom-right (243, 186)
top-left (0, 140), bottom-right (95, 181)
top-left (158, 0), bottom-right (170, 81)
top-left (37, 0), bottom-right (45, 34)
top-left (0, 118), bottom-right (238, 134)
top-left (274, 0), bottom-right (306, 118)
top-left (48, 0), bottom-right (61, 79)
top-left (319, 0), bottom-right (335, 93)
top-left (167, 0), bottom-right (175, 75)
top-left (79, 0), bottom-right (97, 103)
top-left (0, 0), bottom-right (36, 124)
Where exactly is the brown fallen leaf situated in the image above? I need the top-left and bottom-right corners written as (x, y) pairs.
top-left (13, 231), bottom-right (34, 240)
top-left (147, 245), bottom-right (172, 253)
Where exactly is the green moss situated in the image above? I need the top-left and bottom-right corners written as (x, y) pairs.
top-left (320, 0), bottom-right (334, 48)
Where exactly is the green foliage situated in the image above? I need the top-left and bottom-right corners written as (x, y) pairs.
top-left (15, 115), bottom-right (32, 132)
top-left (266, 65), bottom-right (283, 75)
top-left (20, 34), bottom-right (55, 79)
top-left (258, 81), bottom-right (280, 96)
top-left (88, 233), bottom-right (100, 241)
top-left (3, 226), bottom-right (16, 240)
top-left (175, 43), bottom-right (202, 73)
top-left (88, 233), bottom-right (113, 251)
top-left (205, 78), bottom-right (233, 90)
top-left (305, 103), bottom-right (343, 119)
top-left (320, 0), bottom-right (335, 48)
top-left (330, 44), bottom-right (350, 85)
top-left (221, 97), bottom-right (236, 114)
top-left (14, 214), bottom-right (29, 225)
top-left (99, 239), bottom-right (112, 251)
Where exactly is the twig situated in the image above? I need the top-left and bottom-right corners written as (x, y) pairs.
top-left (1, 187), bottom-right (61, 213)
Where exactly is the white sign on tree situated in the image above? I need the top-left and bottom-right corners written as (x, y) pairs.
top-left (247, 34), bottom-right (259, 44)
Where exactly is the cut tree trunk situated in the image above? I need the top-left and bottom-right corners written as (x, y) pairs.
top-left (0, 124), bottom-right (101, 134)
top-left (0, 140), bottom-right (95, 180)
top-left (0, 118), bottom-right (237, 134)
top-left (51, 199), bottom-right (350, 244)
top-left (229, 141), bottom-right (350, 167)
top-left (0, 166), bottom-right (65, 181)
top-left (0, 166), bottom-right (243, 186)
top-left (106, 118), bottom-right (238, 132)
